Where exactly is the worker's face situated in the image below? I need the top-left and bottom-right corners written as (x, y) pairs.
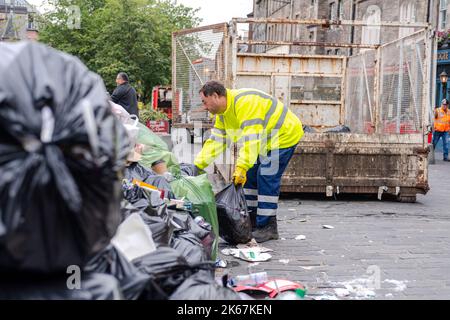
top-left (200, 92), bottom-right (225, 115)
top-left (443, 103), bottom-right (448, 110)
top-left (152, 162), bottom-right (168, 175)
top-left (116, 76), bottom-right (124, 86)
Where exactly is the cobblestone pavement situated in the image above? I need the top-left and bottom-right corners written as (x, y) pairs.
top-left (218, 154), bottom-right (450, 300)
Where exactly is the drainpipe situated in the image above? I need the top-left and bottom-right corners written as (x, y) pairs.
top-left (350, 0), bottom-right (356, 56)
top-left (428, 0), bottom-right (437, 162)
top-left (265, 0), bottom-right (269, 52)
top-left (290, 0), bottom-right (294, 20)
top-left (290, 0), bottom-right (294, 49)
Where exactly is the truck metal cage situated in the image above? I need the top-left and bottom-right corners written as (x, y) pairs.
top-left (172, 18), bottom-right (435, 201)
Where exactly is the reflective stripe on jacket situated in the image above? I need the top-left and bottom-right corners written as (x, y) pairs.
top-left (194, 88), bottom-right (304, 171)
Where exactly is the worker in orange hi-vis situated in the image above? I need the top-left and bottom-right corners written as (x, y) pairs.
top-left (433, 98), bottom-right (450, 162)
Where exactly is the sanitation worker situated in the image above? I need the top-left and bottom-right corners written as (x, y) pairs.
top-left (194, 81), bottom-right (304, 243)
top-left (433, 98), bottom-right (450, 162)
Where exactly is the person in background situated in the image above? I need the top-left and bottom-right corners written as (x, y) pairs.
top-left (433, 98), bottom-right (450, 162)
top-left (111, 72), bottom-right (139, 117)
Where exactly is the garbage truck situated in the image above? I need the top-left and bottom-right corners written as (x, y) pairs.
top-left (171, 19), bottom-right (436, 202)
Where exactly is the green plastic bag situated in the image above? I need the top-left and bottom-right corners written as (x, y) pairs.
top-left (136, 124), bottom-right (218, 259)
top-left (170, 174), bottom-right (219, 260)
top-left (137, 122), bottom-right (179, 170)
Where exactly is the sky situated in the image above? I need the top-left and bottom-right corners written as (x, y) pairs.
top-left (175, 0), bottom-right (253, 26)
top-left (27, 0), bottom-right (254, 26)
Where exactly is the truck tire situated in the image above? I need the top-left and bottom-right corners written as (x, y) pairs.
top-left (397, 195), bottom-right (417, 203)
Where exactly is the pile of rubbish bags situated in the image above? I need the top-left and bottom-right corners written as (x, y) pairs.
top-left (0, 42), bottom-right (241, 300)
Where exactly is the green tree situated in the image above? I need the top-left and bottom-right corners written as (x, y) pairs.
top-left (38, 0), bottom-right (200, 102)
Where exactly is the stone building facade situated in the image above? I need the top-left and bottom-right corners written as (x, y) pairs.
top-left (251, 0), bottom-right (434, 55)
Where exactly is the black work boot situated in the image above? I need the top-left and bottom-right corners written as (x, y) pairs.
top-left (249, 211), bottom-right (257, 231)
top-left (252, 217), bottom-right (279, 243)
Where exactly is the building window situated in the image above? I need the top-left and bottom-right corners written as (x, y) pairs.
top-left (295, 13), bottom-right (301, 40)
top-left (338, 0), bottom-right (344, 19)
top-left (329, 2), bottom-right (337, 20)
top-left (268, 0), bottom-right (289, 15)
top-left (362, 5), bottom-right (381, 45)
top-left (278, 24), bottom-right (282, 41)
top-left (309, 0), bottom-right (317, 18)
top-left (440, 0), bottom-right (448, 30)
top-left (27, 14), bottom-right (36, 30)
top-left (399, 1), bottom-right (416, 38)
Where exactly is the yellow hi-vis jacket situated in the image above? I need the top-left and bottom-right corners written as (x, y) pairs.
top-left (194, 88), bottom-right (304, 171)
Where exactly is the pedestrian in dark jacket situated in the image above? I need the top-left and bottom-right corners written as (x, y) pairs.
top-left (111, 72), bottom-right (139, 117)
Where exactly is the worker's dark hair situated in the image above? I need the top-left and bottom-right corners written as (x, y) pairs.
top-left (199, 80), bottom-right (226, 97)
top-left (118, 72), bottom-right (129, 82)
top-left (151, 159), bottom-right (166, 166)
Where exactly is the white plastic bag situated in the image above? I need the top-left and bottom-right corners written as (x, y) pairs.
top-left (111, 213), bottom-right (156, 261)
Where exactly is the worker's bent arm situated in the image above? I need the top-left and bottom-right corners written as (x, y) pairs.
top-left (194, 116), bottom-right (228, 169)
top-left (111, 86), bottom-right (125, 103)
top-left (235, 97), bottom-right (266, 171)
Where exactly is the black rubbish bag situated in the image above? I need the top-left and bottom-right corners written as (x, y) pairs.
top-left (0, 42), bottom-right (129, 273)
top-left (123, 164), bottom-right (175, 209)
top-left (124, 162), bottom-right (152, 182)
top-left (215, 184), bottom-right (252, 245)
top-left (140, 210), bottom-right (174, 247)
top-left (122, 177), bottom-right (173, 210)
top-left (0, 273), bottom-right (122, 300)
top-left (120, 201), bottom-right (173, 247)
top-left (171, 212), bottom-right (209, 239)
top-left (144, 175), bottom-right (175, 200)
top-left (132, 247), bottom-right (205, 300)
top-left (142, 216), bottom-right (173, 248)
top-left (170, 270), bottom-right (241, 300)
top-left (122, 184), bottom-right (151, 210)
top-left (324, 125), bottom-right (351, 133)
top-left (171, 211), bottom-right (215, 260)
top-left (84, 245), bottom-right (150, 300)
top-left (179, 163), bottom-right (203, 177)
top-left (171, 231), bottom-right (207, 265)
top-left (125, 162), bottom-right (174, 195)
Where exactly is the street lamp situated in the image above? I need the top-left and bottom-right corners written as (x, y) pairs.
top-left (440, 71), bottom-right (448, 102)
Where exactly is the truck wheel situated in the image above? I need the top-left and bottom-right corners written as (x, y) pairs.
top-left (397, 195), bottom-right (417, 203)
